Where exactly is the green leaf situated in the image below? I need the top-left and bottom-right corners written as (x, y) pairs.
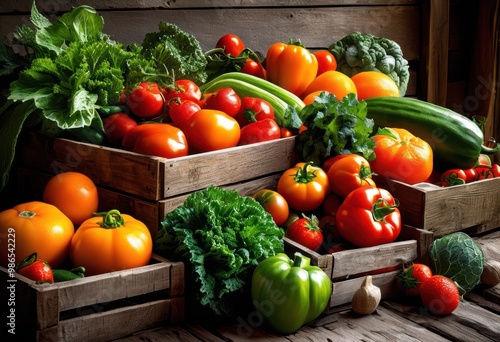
top-left (0, 100), bottom-right (38, 191)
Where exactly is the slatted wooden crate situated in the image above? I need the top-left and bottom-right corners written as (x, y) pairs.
top-left (379, 177), bottom-right (500, 238)
top-left (284, 225), bottom-right (433, 312)
top-left (0, 254), bottom-right (184, 342)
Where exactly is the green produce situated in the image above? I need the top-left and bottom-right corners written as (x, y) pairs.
top-left (364, 96), bottom-right (500, 170)
top-left (52, 266), bottom-right (86, 282)
top-left (428, 232), bottom-right (485, 296)
top-left (154, 186), bottom-right (284, 318)
top-left (329, 31), bottom-right (410, 96)
top-left (200, 72), bottom-right (304, 129)
top-left (138, 21), bottom-right (208, 85)
top-left (296, 91), bottom-right (376, 165)
top-left (251, 252), bottom-right (332, 334)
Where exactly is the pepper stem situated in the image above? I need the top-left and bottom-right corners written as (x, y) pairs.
top-left (93, 209), bottom-right (125, 228)
top-left (371, 198), bottom-right (399, 222)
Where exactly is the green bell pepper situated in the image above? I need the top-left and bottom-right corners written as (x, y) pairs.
top-left (251, 252), bottom-right (332, 334)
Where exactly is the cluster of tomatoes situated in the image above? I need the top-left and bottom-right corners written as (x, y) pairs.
top-left (252, 153), bottom-right (403, 254)
top-left (440, 160), bottom-right (500, 187)
top-left (104, 78), bottom-right (288, 159)
top-left (0, 171), bottom-right (154, 282)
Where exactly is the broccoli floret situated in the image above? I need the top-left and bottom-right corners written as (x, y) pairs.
top-left (141, 22), bottom-right (208, 85)
top-left (329, 32), bottom-right (410, 96)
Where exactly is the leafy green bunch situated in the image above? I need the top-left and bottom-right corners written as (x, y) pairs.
top-left (154, 186), bottom-right (285, 318)
top-left (296, 91), bottom-right (376, 166)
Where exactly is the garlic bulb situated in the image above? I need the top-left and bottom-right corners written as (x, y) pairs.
top-left (351, 275), bottom-right (381, 315)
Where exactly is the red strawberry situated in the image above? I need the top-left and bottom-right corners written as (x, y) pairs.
top-left (420, 275), bottom-right (460, 315)
top-left (397, 263), bottom-right (433, 296)
top-left (16, 252), bottom-right (54, 284)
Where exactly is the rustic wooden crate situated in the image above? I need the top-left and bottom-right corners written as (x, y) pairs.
top-left (16, 166), bottom-right (283, 237)
top-left (19, 132), bottom-right (297, 202)
top-left (284, 225), bottom-right (431, 311)
top-left (380, 177), bottom-right (500, 238)
top-left (0, 254), bottom-right (184, 342)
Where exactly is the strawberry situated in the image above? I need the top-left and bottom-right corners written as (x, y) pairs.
top-left (397, 263), bottom-right (433, 296)
top-left (420, 275), bottom-right (460, 315)
top-left (16, 252), bottom-right (54, 284)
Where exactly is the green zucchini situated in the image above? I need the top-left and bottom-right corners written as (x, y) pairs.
top-left (364, 96), bottom-right (500, 170)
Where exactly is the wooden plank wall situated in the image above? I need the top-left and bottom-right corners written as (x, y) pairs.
top-left (0, 0), bottom-right (422, 97)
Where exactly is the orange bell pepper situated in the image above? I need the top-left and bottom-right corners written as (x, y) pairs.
top-left (265, 41), bottom-right (318, 97)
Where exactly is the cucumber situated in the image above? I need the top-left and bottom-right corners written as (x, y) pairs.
top-left (52, 266), bottom-right (85, 282)
top-left (364, 96), bottom-right (500, 170)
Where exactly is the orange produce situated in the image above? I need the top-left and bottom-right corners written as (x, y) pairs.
top-left (302, 70), bottom-right (357, 100)
top-left (370, 127), bottom-right (433, 184)
top-left (43, 172), bottom-right (99, 226)
top-left (351, 71), bottom-right (400, 100)
top-left (0, 201), bottom-right (74, 268)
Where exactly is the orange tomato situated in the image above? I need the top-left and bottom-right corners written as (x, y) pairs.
top-left (0, 201), bottom-right (74, 268)
top-left (253, 189), bottom-right (290, 227)
top-left (327, 154), bottom-right (376, 198)
top-left (183, 109), bottom-right (240, 152)
top-left (370, 127), bottom-right (433, 185)
top-left (351, 71), bottom-right (400, 100)
top-left (43, 172), bottom-right (99, 226)
top-left (70, 209), bottom-right (152, 275)
top-left (302, 90), bottom-right (326, 106)
top-left (302, 70), bottom-right (357, 100)
top-left (277, 162), bottom-right (330, 212)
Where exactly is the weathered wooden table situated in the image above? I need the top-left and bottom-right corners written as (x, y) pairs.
top-left (114, 230), bottom-right (500, 342)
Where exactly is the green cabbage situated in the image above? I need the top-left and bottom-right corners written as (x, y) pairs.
top-left (154, 186), bottom-right (284, 319)
top-left (428, 232), bottom-right (485, 295)
top-left (329, 32), bottom-right (410, 96)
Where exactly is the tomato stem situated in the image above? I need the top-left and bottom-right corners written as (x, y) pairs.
top-left (18, 210), bottom-right (36, 218)
top-left (16, 252), bottom-right (37, 271)
top-left (293, 162), bottom-right (317, 183)
top-left (93, 209), bottom-right (125, 228)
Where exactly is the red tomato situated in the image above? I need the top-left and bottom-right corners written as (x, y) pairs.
top-left (216, 33), bottom-right (245, 56)
top-left (234, 97), bottom-right (274, 127)
top-left (336, 186), bottom-right (401, 247)
top-left (314, 50), bottom-right (337, 76)
top-left (203, 87), bottom-right (242, 117)
top-left (164, 79), bottom-right (202, 103)
top-left (16, 252), bottom-right (54, 283)
top-left (131, 123), bottom-right (189, 159)
top-left (280, 127), bottom-right (295, 138)
top-left (286, 215), bottom-right (323, 251)
top-left (462, 168), bottom-right (478, 183)
top-left (327, 154), bottom-right (376, 198)
top-left (253, 189), bottom-right (289, 227)
top-left (184, 109), bottom-right (240, 152)
top-left (241, 59), bottom-right (266, 79)
top-left (420, 275), bottom-right (460, 315)
top-left (475, 165), bottom-right (495, 180)
top-left (168, 99), bottom-right (201, 130)
top-left (277, 162), bottom-right (331, 212)
top-left (371, 127), bottom-right (433, 185)
top-left (397, 263), bottom-right (433, 296)
top-left (126, 82), bottom-right (165, 118)
top-left (238, 118), bottom-right (281, 145)
top-left (322, 193), bottom-right (341, 217)
top-left (322, 154), bottom-right (349, 173)
top-left (491, 163), bottom-right (500, 177)
top-left (104, 113), bottom-right (137, 146)
top-left (440, 169), bottom-right (467, 187)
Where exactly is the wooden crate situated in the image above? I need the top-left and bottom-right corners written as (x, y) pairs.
top-left (19, 132), bottom-right (297, 202)
top-left (380, 177), bottom-right (500, 237)
top-left (16, 166), bottom-right (283, 237)
top-left (284, 225), bottom-right (431, 311)
top-left (0, 254), bottom-right (184, 342)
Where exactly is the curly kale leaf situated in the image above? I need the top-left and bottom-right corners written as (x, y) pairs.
top-left (141, 22), bottom-right (207, 85)
top-left (429, 232), bottom-right (485, 296)
top-left (296, 92), bottom-right (375, 165)
top-left (154, 186), bottom-right (284, 318)
top-left (329, 32), bottom-right (410, 96)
